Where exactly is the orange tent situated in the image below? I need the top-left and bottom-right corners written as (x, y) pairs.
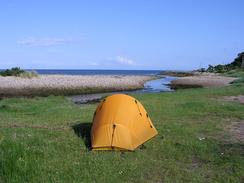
top-left (91, 94), bottom-right (158, 150)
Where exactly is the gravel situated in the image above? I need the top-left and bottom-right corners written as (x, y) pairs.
top-left (171, 75), bottom-right (237, 88)
top-left (0, 75), bottom-right (154, 96)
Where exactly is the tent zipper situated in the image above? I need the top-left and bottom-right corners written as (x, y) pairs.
top-left (111, 124), bottom-right (116, 149)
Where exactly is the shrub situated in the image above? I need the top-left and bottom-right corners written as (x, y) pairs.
top-left (231, 78), bottom-right (244, 84)
top-left (206, 65), bottom-right (215, 72)
top-left (204, 51), bottom-right (244, 73)
top-left (0, 67), bottom-right (38, 78)
top-left (197, 68), bottom-right (206, 73)
top-left (0, 67), bottom-right (25, 76)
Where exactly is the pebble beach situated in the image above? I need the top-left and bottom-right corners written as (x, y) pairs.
top-left (0, 75), bottom-right (155, 97)
top-left (170, 73), bottom-right (237, 89)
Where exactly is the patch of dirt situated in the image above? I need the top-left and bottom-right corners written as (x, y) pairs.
top-left (223, 95), bottom-right (244, 104)
top-left (190, 154), bottom-right (203, 169)
top-left (225, 121), bottom-right (244, 143)
top-left (70, 93), bottom-right (109, 104)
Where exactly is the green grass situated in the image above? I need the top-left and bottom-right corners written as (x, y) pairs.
top-left (0, 84), bottom-right (244, 182)
top-left (224, 69), bottom-right (244, 78)
top-left (224, 69), bottom-right (244, 85)
top-left (0, 67), bottom-right (37, 78)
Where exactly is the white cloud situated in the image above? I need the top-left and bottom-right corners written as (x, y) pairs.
top-left (90, 62), bottom-right (98, 66)
top-left (17, 37), bottom-right (71, 46)
top-left (114, 56), bottom-right (135, 65)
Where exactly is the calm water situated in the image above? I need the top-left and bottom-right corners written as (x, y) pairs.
top-left (136, 76), bottom-right (176, 93)
top-left (34, 69), bottom-right (163, 76)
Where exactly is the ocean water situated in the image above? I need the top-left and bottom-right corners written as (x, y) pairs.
top-left (0, 69), bottom-right (163, 76)
top-left (34, 69), bottom-right (163, 76)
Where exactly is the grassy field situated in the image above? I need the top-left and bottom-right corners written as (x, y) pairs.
top-left (0, 84), bottom-right (244, 182)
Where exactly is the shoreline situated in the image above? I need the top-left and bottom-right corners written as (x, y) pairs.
top-left (0, 71), bottom-right (238, 98)
top-left (0, 74), bottom-right (156, 97)
top-left (170, 72), bottom-right (237, 89)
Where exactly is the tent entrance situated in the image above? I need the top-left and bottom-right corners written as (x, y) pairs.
top-left (111, 124), bottom-right (116, 149)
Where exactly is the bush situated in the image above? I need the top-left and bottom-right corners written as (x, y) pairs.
top-left (206, 65), bottom-right (215, 72)
top-left (0, 67), bottom-right (38, 78)
top-left (0, 67), bottom-right (25, 76)
top-left (204, 52), bottom-right (244, 73)
top-left (197, 68), bottom-right (206, 73)
top-left (231, 78), bottom-right (244, 84)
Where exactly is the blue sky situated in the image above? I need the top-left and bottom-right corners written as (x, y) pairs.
top-left (0, 0), bottom-right (243, 70)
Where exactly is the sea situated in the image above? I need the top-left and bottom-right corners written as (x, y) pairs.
top-left (33, 69), bottom-right (163, 76)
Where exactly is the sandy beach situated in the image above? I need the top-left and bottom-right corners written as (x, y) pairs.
top-left (0, 75), bottom-right (155, 97)
top-left (170, 73), bottom-right (237, 89)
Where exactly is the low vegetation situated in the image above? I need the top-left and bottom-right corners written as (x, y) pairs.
top-left (160, 71), bottom-right (195, 77)
top-left (193, 53), bottom-right (244, 87)
top-left (0, 67), bottom-right (38, 78)
top-left (224, 69), bottom-right (244, 85)
top-left (198, 52), bottom-right (244, 73)
top-left (0, 82), bottom-right (243, 182)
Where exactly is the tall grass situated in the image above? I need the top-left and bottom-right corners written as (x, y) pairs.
top-left (19, 71), bottom-right (38, 78)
